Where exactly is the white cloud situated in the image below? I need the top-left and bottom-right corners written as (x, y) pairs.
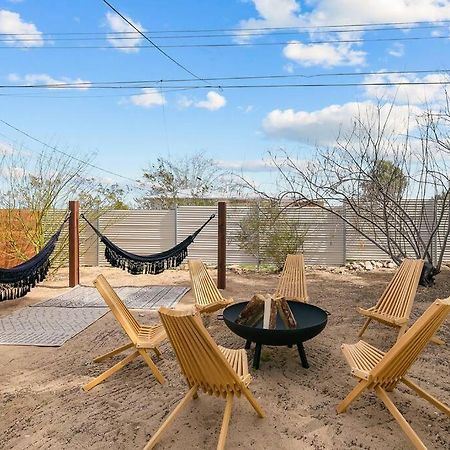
top-left (216, 159), bottom-right (276, 172)
top-left (0, 142), bottom-right (14, 155)
top-left (283, 41), bottom-right (366, 67)
top-left (216, 157), bottom-right (309, 172)
top-left (387, 43), bottom-right (404, 58)
top-left (263, 101), bottom-right (421, 145)
top-left (363, 72), bottom-right (449, 105)
top-left (7, 73), bottom-right (92, 90)
top-left (241, 0), bottom-right (450, 29)
top-left (195, 91), bottom-right (227, 110)
top-left (129, 88), bottom-right (166, 108)
top-left (179, 91), bottom-right (227, 111)
top-left (238, 105), bottom-right (254, 113)
top-left (0, 9), bottom-right (43, 47)
top-left (238, 1), bottom-right (450, 68)
top-left (105, 11), bottom-right (144, 53)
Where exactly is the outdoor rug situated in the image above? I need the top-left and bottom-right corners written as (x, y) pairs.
top-left (0, 285), bottom-right (189, 347)
top-left (33, 285), bottom-right (190, 309)
top-left (0, 307), bottom-right (108, 347)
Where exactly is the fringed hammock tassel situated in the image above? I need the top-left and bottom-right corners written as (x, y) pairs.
top-left (0, 215), bottom-right (69, 301)
top-left (82, 213), bottom-right (215, 275)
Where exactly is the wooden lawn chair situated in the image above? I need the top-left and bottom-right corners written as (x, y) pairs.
top-left (358, 258), bottom-right (424, 340)
top-left (144, 307), bottom-right (264, 450)
top-left (274, 253), bottom-right (308, 302)
top-left (188, 259), bottom-right (233, 314)
top-left (337, 297), bottom-right (450, 450)
top-left (83, 275), bottom-right (166, 391)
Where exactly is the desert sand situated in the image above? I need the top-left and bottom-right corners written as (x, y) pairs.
top-left (0, 265), bottom-right (449, 449)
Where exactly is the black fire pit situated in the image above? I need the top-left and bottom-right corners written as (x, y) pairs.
top-left (223, 301), bottom-right (328, 369)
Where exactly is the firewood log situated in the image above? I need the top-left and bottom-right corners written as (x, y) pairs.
top-left (276, 297), bottom-right (297, 329)
top-left (236, 294), bottom-right (265, 326)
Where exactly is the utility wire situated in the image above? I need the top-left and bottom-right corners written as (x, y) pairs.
top-left (100, 0), bottom-right (207, 84)
top-left (2, 23), bottom-right (450, 40)
top-left (4, 33), bottom-right (449, 49)
top-left (3, 18), bottom-right (450, 35)
top-left (1, 68), bottom-right (448, 89)
top-left (0, 119), bottom-right (149, 189)
top-left (1, 80), bottom-right (450, 95)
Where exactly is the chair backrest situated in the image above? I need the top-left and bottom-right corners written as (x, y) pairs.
top-left (94, 274), bottom-right (140, 342)
top-left (274, 254), bottom-right (308, 302)
top-left (371, 297), bottom-right (450, 387)
top-left (159, 307), bottom-right (243, 397)
top-left (374, 259), bottom-right (424, 319)
top-left (188, 259), bottom-right (224, 309)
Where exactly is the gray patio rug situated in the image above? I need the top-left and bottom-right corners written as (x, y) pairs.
top-left (33, 285), bottom-right (190, 309)
top-left (0, 285), bottom-right (189, 347)
top-left (0, 307), bottom-right (108, 347)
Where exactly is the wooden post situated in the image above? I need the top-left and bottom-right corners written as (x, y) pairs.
top-left (217, 201), bottom-right (226, 289)
top-left (69, 200), bottom-right (80, 287)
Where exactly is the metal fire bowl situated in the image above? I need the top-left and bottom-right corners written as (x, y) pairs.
top-left (223, 301), bottom-right (328, 346)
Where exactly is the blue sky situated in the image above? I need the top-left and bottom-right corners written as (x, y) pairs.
top-left (1, 0), bottom-right (450, 191)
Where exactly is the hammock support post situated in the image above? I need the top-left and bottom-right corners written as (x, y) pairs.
top-left (217, 201), bottom-right (226, 289)
top-left (69, 200), bottom-right (80, 287)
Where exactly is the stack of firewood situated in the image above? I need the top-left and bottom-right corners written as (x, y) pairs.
top-left (236, 294), bottom-right (297, 329)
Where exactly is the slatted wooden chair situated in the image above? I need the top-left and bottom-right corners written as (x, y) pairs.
top-left (144, 307), bottom-right (264, 450)
top-left (358, 258), bottom-right (424, 340)
top-left (83, 275), bottom-right (166, 391)
top-left (337, 297), bottom-right (450, 450)
top-left (188, 259), bottom-right (233, 314)
top-left (274, 253), bottom-right (308, 302)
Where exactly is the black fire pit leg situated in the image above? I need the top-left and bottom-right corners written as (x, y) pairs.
top-left (297, 342), bottom-right (309, 369)
top-left (245, 340), bottom-right (252, 349)
top-left (253, 343), bottom-right (262, 369)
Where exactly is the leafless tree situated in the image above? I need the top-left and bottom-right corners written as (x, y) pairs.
top-left (244, 100), bottom-right (450, 285)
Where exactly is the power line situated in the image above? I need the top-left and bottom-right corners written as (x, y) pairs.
top-left (1, 68), bottom-right (448, 90)
top-left (1, 80), bottom-right (450, 96)
top-left (2, 23), bottom-right (449, 41)
top-left (2, 18), bottom-right (450, 35)
top-left (100, 0), bottom-right (207, 84)
top-left (4, 33), bottom-right (449, 49)
top-left (0, 119), bottom-right (148, 189)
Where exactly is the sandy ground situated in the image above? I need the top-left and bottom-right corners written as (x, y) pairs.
top-left (0, 265), bottom-right (449, 450)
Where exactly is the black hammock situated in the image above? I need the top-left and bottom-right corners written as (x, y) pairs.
top-left (0, 215), bottom-right (69, 301)
top-left (82, 213), bottom-right (215, 275)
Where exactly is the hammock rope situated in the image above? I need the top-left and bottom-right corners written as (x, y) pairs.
top-left (81, 213), bottom-right (215, 275)
top-left (0, 214), bottom-right (70, 301)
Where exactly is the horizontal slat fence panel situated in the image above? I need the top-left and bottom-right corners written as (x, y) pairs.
top-left (11, 200), bottom-right (450, 269)
top-left (97, 210), bottom-right (175, 266)
top-left (176, 206), bottom-right (218, 264)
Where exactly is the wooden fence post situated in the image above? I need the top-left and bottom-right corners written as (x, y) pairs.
top-left (69, 200), bottom-right (80, 287)
top-left (217, 201), bottom-right (226, 289)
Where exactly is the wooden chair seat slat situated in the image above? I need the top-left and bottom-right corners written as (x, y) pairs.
top-left (189, 259), bottom-right (233, 314)
top-left (144, 308), bottom-right (264, 449)
top-left (338, 297), bottom-right (450, 449)
top-left (274, 254), bottom-right (308, 302)
top-left (82, 275), bottom-right (166, 391)
top-left (358, 259), bottom-right (424, 340)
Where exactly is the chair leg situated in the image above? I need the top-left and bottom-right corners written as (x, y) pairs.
top-left (396, 325), bottom-right (407, 341)
top-left (138, 349), bottom-right (165, 384)
top-left (217, 394), bottom-right (234, 450)
top-left (402, 377), bottom-right (450, 416)
top-left (83, 350), bottom-right (140, 391)
top-left (144, 385), bottom-right (197, 450)
top-left (336, 380), bottom-right (369, 413)
top-left (374, 386), bottom-right (427, 450)
top-left (430, 335), bottom-right (445, 345)
top-left (93, 342), bottom-right (134, 362)
top-left (151, 347), bottom-right (162, 359)
top-left (358, 318), bottom-right (371, 337)
top-left (242, 386), bottom-right (265, 418)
